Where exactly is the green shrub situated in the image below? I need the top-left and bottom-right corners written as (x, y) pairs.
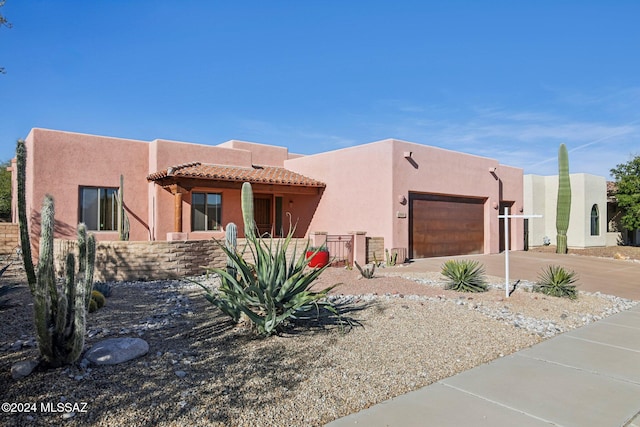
top-left (91, 290), bottom-right (106, 308)
top-left (441, 259), bottom-right (488, 292)
top-left (196, 182), bottom-right (340, 336)
top-left (533, 265), bottom-right (578, 299)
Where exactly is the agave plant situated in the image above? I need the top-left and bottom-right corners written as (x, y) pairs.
top-left (441, 259), bottom-right (488, 292)
top-left (533, 265), bottom-right (578, 299)
top-left (196, 182), bottom-right (340, 336)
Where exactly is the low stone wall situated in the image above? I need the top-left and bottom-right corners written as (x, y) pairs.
top-left (0, 223), bottom-right (19, 255)
top-left (54, 238), bottom-right (311, 282)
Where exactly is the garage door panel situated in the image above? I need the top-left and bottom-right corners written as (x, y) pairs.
top-left (410, 194), bottom-right (484, 258)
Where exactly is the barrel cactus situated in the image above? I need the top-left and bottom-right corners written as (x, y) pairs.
top-left (556, 144), bottom-right (571, 254)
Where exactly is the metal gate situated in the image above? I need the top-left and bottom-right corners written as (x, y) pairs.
top-left (326, 235), bottom-right (354, 267)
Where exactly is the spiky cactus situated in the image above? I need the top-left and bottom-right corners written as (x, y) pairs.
top-left (117, 174), bottom-right (130, 241)
top-left (16, 139), bottom-right (96, 367)
top-left (16, 139), bottom-right (36, 289)
top-left (241, 182), bottom-right (255, 239)
top-left (225, 222), bottom-right (238, 276)
top-left (556, 144), bottom-right (571, 254)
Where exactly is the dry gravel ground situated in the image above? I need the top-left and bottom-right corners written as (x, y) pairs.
top-left (1, 247), bottom-right (639, 427)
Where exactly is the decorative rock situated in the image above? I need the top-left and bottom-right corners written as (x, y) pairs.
top-left (79, 358), bottom-right (90, 370)
top-left (175, 370), bottom-right (187, 378)
top-left (11, 360), bottom-right (39, 379)
top-left (85, 338), bottom-right (149, 365)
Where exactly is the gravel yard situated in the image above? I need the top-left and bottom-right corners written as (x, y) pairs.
top-left (0, 254), bottom-right (638, 427)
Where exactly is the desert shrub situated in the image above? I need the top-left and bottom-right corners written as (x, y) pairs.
top-left (196, 182), bottom-right (340, 336)
top-left (441, 259), bottom-right (488, 292)
top-left (533, 265), bottom-right (578, 299)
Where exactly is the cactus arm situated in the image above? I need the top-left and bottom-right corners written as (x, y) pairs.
top-left (225, 222), bottom-right (238, 269)
top-left (38, 195), bottom-right (58, 322)
top-left (85, 231), bottom-right (96, 289)
top-left (241, 182), bottom-right (256, 240)
top-left (16, 139), bottom-right (37, 290)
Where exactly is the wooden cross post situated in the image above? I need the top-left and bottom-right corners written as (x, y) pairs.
top-left (498, 207), bottom-right (542, 298)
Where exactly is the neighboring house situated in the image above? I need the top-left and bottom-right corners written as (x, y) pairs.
top-left (12, 128), bottom-right (525, 260)
top-left (607, 181), bottom-right (639, 246)
top-left (524, 174), bottom-right (608, 248)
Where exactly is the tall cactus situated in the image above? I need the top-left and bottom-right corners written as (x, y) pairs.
top-left (556, 143), bottom-right (572, 254)
top-left (117, 174), bottom-right (130, 241)
top-left (16, 139), bottom-right (96, 367)
top-left (241, 182), bottom-right (255, 239)
top-left (16, 139), bottom-right (36, 289)
top-left (225, 222), bottom-right (238, 275)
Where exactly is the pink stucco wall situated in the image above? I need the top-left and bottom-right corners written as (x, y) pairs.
top-left (217, 140), bottom-right (289, 167)
top-left (286, 139), bottom-right (525, 255)
top-left (14, 129), bottom-right (523, 257)
top-left (21, 129), bottom-right (151, 243)
top-left (14, 129), bottom-right (305, 246)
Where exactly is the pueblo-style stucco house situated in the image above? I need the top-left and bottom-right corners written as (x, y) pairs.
top-left (524, 174), bottom-right (609, 249)
top-left (12, 128), bottom-right (525, 262)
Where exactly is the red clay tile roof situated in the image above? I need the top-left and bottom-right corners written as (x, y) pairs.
top-left (147, 162), bottom-right (325, 187)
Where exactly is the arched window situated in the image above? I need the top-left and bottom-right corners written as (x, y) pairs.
top-left (590, 204), bottom-right (599, 236)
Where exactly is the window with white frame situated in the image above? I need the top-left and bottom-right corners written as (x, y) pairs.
top-left (590, 204), bottom-right (600, 236)
top-left (79, 187), bottom-right (118, 231)
top-left (192, 192), bottom-right (222, 231)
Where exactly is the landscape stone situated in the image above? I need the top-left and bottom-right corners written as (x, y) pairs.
top-left (85, 337), bottom-right (149, 365)
top-left (11, 360), bottom-right (39, 379)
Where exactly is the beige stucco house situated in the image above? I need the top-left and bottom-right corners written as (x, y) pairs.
top-left (524, 173), bottom-right (609, 248)
top-left (12, 128), bottom-right (526, 261)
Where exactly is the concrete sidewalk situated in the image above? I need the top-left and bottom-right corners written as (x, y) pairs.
top-left (326, 252), bottom-right (640, 427)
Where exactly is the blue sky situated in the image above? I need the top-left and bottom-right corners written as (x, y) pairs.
top-left (1, 1), bottom-right (638, 178)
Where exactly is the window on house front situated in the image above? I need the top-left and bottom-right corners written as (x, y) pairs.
top-left (79, 187), bottom-right (118, 231)
top-left (192, 192), bottom-right (222, 231)
top-left (590, 204), bottom-right (599, 236)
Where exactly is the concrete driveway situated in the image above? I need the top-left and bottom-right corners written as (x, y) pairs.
top-left (398, 250), bottom-right (640, 300)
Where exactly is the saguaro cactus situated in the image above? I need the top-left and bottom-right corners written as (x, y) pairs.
top-left (117, 174), bottom-right (130, 241)
top-left (16, 139), bottom-right (96, 367)
top-left (556, 143), bottom-right (571, 254)
top-left (241, 182), bottom-right (255, 239)
top-left (16, 139), bottom-right (36, 289)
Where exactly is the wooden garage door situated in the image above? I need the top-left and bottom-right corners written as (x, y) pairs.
top-left (410, 194), bottom-right (484, 258)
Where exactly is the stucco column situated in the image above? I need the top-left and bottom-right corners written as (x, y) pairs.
top-left (169, 184), bottom-right (187, 233)
top-left (174, 192), bottom-right (183, 232)
top-left (350, 231), bottom-right (367, 266)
